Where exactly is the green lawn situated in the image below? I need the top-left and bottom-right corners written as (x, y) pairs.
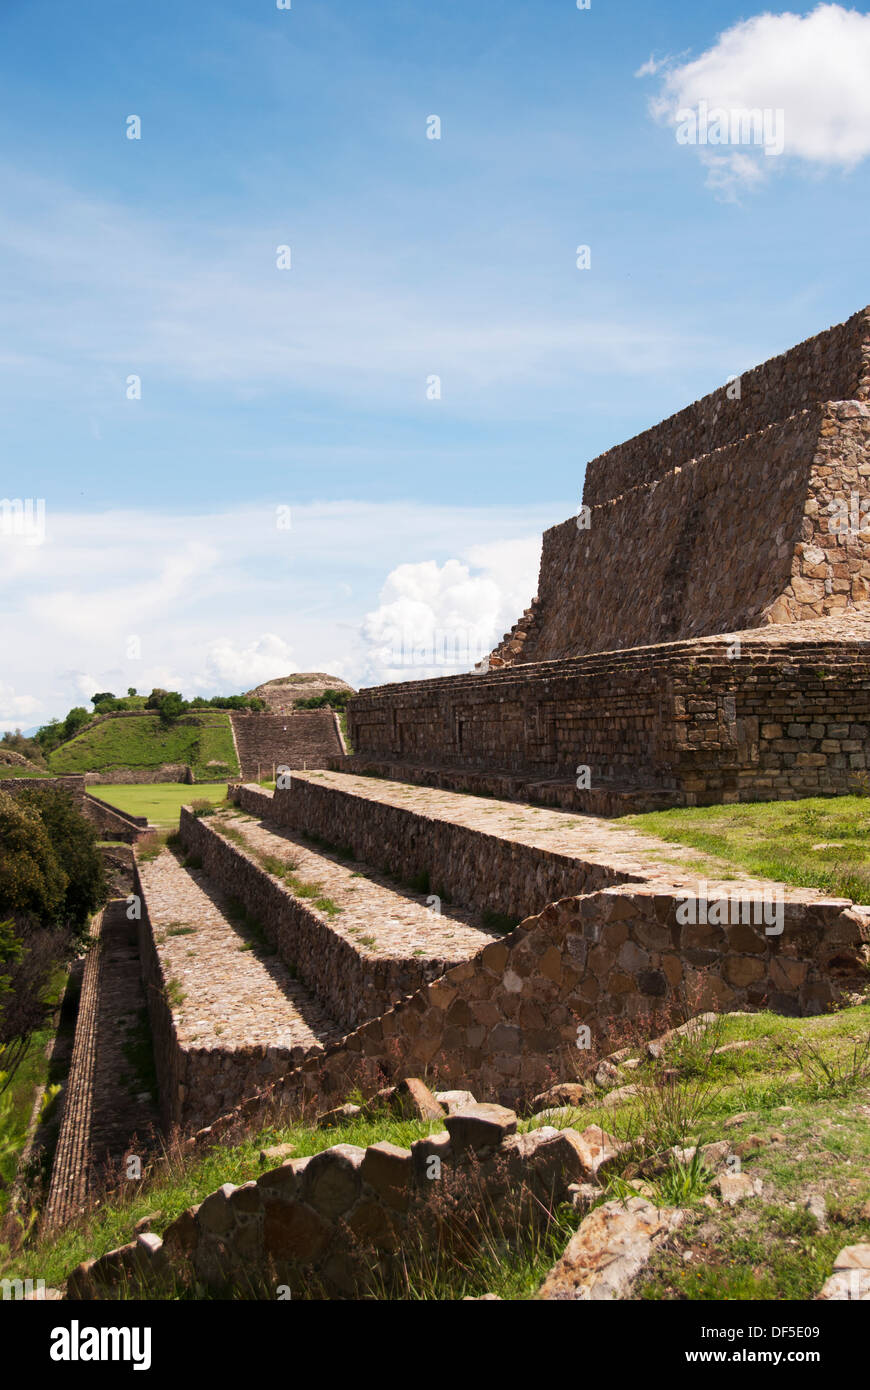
top-left (49, 712), bottom-right (239, 781)
top-left (91, 782), bottom-right (229, 830)
top-left (623, 795), bottom-right (870, 905)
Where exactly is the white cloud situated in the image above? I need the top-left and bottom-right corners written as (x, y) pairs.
top-left (203, 635), bottom-right (297, 691)
top-left (361, 537), bottom-right (541, 685)
top-left (644, 5), bottom-right (870, 195)
top-left (0, 681), bottom-right (43, 732)
top-left (0, 500), bottom-right (560, 721)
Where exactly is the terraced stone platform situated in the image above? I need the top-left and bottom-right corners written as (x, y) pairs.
top-left (348, 608), bottom-right (870, 812)
top-left (180, 801), bottom-right (497, 1029)
top-left (232, 771), bottom-right (825, 918)
top-left (137, 850), bottom-right (343, 1131)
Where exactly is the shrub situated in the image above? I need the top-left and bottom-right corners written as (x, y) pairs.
top-left (294, 689), bottom-right (351, 711)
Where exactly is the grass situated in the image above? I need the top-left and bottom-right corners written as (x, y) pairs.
top-left (2, 1002), bottom-right (869, 1298)
top-left (92, 782), bottom-right (229, 830)
top-left (623, 794), bottom-right (870, 903)
top-left (49, 712), bottom-right (239, 782)
top-left (0, 965), bottom-right (68, 1217)
top-left (213, 819), bottom-right (342, 918)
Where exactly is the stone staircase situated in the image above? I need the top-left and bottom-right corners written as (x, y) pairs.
top-left (131, 792), bottom-right (502, 1133)
top-left (47, 769), bottom-right (870, 1221)
top-left (229, 710), bottom-right (344, 781)
top-left (42, 902), bottom-right (161, 1232)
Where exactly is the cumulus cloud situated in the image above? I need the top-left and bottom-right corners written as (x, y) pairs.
top-left (361, 537), bottom-right (541, 684)
top-left (643, 5), bottom-right (870, 195)
top-left (0, 681), bottom-right (43, 733)
top-left (202, 635), bottom-right (297, 691)
top-left (0, 500), bottom-right (559, 721)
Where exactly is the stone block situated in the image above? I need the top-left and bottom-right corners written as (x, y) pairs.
top-left (445, 1103), bottom-right (517, 1153)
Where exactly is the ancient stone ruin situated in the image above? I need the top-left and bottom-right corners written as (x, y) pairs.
top-left (34, 308), bottom-right (870, 1301)
top-left (348, 305), bottom-right (870, 813)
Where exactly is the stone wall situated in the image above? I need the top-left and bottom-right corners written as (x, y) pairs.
top-left (134, 860), bottom-right (315, 1133)
top-left (0, 775), bottom-right (87, 811)
top-left (83, 792), bottom-right (149, 842)
top-left (83, 765), bottom-right (193, 786)
top-left (179, 808), bottom-right (462, 1029)
top-left (582, 304), bottom-right (870, 505)
top-left (519, 403), bottom-right (870, 664)
top-left (185, 880), bottom-right (869, 1139)
top-left (69, 1104), bottom-right (602, 1300)
top-left (229, 710), bottom-right (344, 781)
top-left (349, 615), bottom-right (870, 809)
top-left (229, 781), bottom-right (634, 921)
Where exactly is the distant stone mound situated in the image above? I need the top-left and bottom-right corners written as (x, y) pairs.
top-left (0, 748), bottom-right (37, 768)
top-left (247, 672), bottom-right (355, 714)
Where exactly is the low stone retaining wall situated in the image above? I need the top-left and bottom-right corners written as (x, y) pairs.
top-left (228, 780), bottom-right (636, 922)
top-left (179, 808), bottom-right (459, 1029)
top-left (134, 860), bottom-right (317, 1133)
top-left (190, 880), bottom-right (869, 1139)
top-left (41, 911), bottom-right (106, 1233)
top-left (0, 775), bottom-right (87, 811)
top-left (68, 1103), bottom-right (607, 1299)
top-left (84, 765), bottom-right (193, 785)
top-left (83, 792), bottom-right (149, 842)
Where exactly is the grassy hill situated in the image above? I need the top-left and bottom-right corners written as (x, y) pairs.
top-left (48, 712), bottom-right (239, 781)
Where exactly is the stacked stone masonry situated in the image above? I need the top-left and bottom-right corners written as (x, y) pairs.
top-left (180, 875), bottom-right (869, 1140)
top-left (162, 775), bottom-right (869, 1141)
top-left (349, 610), bottom-right (870, 811)
top-left (229, 709), bottom-right (344, 781)
top-left (69, 1105), bottom-right (620, 1300)
top-left (582, 304), bottom-right (870, 504)
top-left (522, 403), bottom-right (870, 662)
top-left (135, 852), bottom-right (343, 1133)
top-left (179, 803), bottom-right (493, 1028)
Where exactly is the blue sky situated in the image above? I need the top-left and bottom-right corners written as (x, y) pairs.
top-left (2, 1), bottom-right (870, 726)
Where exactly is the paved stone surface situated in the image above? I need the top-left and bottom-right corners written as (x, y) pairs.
top-left (284, 771), bottom-right (839, 902)
top-left (220, 808), bottom-right (496, 960)
top-left (138, 851), bottom-right (342, 1053)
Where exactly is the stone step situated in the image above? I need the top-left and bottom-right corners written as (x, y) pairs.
top-left (229, 710), bottom-right (343, 781)
top-left (136, 848), bottom-right (343, 1132)
top-left (179, 803), bottom-right (497, 1031)
top-left (227, 772), bottom-right (811, 927)
top-left (331, 758), bottom-right (686, 815)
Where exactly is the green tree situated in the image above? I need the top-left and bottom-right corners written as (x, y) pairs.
top-left (62, 706), bottom-right (90, 741)
top-left (156, 691), bottom-right (185, 726)
top-left (18, 786), bottom-right (106, 934)
top-left (0, 788), bottom-right (106, 1090)
top-left (0, 791), bottom-right (66, 925)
